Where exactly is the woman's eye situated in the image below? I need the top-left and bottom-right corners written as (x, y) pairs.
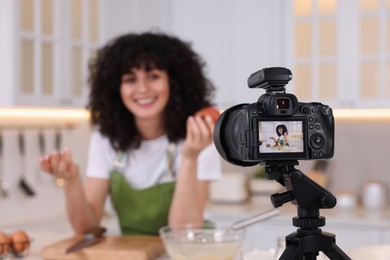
top-left (122, 76), bottom-right (136, 84)
top-left (148, 73), bottom-right (160, 80)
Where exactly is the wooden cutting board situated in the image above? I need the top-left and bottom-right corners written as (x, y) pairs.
top-left (42, 235), bottom-right (166, 260)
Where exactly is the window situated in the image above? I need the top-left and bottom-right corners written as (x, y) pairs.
top-left (287, 0), bottom-right (390, 107)
top-left (17, 0), bottom-right (101, 106)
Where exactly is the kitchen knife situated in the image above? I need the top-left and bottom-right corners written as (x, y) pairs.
top-left (65, 227), bottom-right (106, 254)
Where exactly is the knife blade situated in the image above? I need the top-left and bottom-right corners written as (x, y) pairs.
top-left (65, 227), bottom-right (106, 254)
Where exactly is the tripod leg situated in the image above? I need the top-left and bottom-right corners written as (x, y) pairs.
top-left (323, 243), bottom-right (352, 260)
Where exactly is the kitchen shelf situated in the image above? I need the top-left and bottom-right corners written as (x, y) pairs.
top-left (0, 107), bottom-right (90, 128)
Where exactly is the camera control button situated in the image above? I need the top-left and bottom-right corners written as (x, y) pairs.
top-left (315, 124), bottom-right (321, 130)
top-left (309, 124), bottom-right (314, 129)
top-left (312, 108), bottom-right (317, 113)
top-left (308, 116), bottom-right (314, 122)
top-left (319, 151), bottom-right (324, 157)
top-left (312, 152), bottom-right (318, 157)
top-left (311, 134), bottom-right (325, 149)
top-left (301, 106), bottom-right (310, 114)
top-left (323, 108), bottom-right (332, 114)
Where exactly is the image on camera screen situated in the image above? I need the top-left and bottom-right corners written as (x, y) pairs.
top-left (258, 120), bottom-right (304, 154)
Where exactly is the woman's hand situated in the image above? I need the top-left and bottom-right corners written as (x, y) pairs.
top-left (40, 148), bottom-right (80, 181)
top-left (270, 136), bottom-right (278, 145)
top-left (182, 115), bottom-right (215, 159)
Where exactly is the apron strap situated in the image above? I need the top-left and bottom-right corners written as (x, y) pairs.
top-left (112, 151), bottom-right (127, 173)
top-left (166, 142), bottom-right (177, 180)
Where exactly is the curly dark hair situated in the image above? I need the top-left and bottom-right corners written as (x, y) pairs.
top-left (275, 124), bottom-right (288, 136)
top-left (87, 32), bottom-right (216, 151)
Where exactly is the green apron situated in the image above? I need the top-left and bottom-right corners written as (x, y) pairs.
top-left (109, 170), bottom-right (175, 235)
top-left (108, 146), bottom-right (213, 235)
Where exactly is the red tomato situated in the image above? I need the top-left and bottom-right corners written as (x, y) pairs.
top-left (195, 106), bottom-right (220, 123)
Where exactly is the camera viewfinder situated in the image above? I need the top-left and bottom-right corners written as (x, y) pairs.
top-left (276, 98), bottom-right (290, 109)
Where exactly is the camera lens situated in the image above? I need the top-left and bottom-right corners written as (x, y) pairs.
top-left (310, 134), bottom-right (325, 149)
top-left (276, 98), bottom-right (290, 109)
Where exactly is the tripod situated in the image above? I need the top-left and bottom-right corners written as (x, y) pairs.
top-left (265, 161), bottom-right (351, 260)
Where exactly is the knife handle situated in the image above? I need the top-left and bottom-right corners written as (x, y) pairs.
top-left (86, 227), bottom-right (106, 238)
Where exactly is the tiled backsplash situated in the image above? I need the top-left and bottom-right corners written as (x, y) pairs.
top-left (0, 118), bottom-right (389, 226)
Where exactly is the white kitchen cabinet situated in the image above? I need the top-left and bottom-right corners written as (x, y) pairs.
top-left (384, 228), bottom-right (390, 243)
top-left (209, 202), bottom-right (390, 252)
top-left (169, 0), bottom-right (283, 110)
top-left (0, 0), bottom-right (103, 107)
top-left (215, 217), bottom-right (381, 252)
top-left (325, 222), bottom-right (382, 250)
top-left (282, 0), bottom-right (390, 108)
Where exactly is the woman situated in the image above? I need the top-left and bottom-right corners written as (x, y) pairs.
top-left (270, 124), bottom-right (289, 146)
top-left (40, 32), bottom-right (221, 235)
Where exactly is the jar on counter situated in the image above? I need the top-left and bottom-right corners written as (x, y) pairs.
top-left (362, 181), bottom-right (387, 211)
top-left (275, 236), bottom-right (285, 259)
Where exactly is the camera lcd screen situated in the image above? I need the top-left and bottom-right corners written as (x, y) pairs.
top-left (258, 120), bottom-right (305, 156)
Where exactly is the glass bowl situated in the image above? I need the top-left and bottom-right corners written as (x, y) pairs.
top-left (159, 224), bottom-right (245, 260)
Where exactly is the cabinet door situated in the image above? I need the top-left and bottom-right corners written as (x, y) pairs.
top-left (384, 228), bottom-right (390, 243)
top-left (325, 223), bottom-right (382, 251)
top-left (15, 0), bottom-right (102, 107)
top-left (283, 0), bottom-right (390, 108)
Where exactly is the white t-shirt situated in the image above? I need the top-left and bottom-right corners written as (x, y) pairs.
top-left (86, 130), bottom-right (222, 189)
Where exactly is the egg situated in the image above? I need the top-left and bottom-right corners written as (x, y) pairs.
top-left (0, 231), bottom-right (10, 255)
top-left (195, 106), bottom-right (220, 124)
top-left (10, 230), bottom-right (30, 254)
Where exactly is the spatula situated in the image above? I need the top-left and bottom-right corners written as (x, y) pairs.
top-left (230, 208), bottom-right (280, 230)
top-left (191, 208), bottom-right (279, 242)
top-left (18, 132), bottom-right (35, 197)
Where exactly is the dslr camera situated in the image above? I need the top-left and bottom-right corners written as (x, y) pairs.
top-left (214, 67), bottom-right (334, 166)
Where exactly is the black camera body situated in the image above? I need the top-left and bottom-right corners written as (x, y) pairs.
top-left (214, 67), bottom-right (334, 166)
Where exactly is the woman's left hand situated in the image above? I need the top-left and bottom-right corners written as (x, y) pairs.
top-left (182, 115), bottom-right (215, 159)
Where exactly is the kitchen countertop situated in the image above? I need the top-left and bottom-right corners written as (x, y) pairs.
top-left (6, 231), bottom-right (172, 260)
top-left (207, 196), bottom-right (390, 228)
top-left (3, 197), bottom-right (390, 259)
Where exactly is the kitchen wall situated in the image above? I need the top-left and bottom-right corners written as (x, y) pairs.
top-left (0, 123), bottom-right (91, 227)
top-left (330, 119), bottom-right (390, 194)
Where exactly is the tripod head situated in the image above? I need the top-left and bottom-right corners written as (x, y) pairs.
top-left (264, 160), bottom-right (351, 259)
top-left (266, 160), bottom-right (336, 208)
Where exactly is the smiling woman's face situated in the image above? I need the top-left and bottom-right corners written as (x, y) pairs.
top-left (120, 67), bottom-right (170, 121)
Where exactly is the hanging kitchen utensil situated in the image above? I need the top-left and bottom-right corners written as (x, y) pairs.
top-left (54, 130), bottom-right (64, 187)
top-left (65, 227), bottom-right (106, 254)
top-left (0, 132), bottom-right (10, 198)
top-left (35, 130), bottom-right (45, 183)
top-left (18, 131), bottom-right (35, 197)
